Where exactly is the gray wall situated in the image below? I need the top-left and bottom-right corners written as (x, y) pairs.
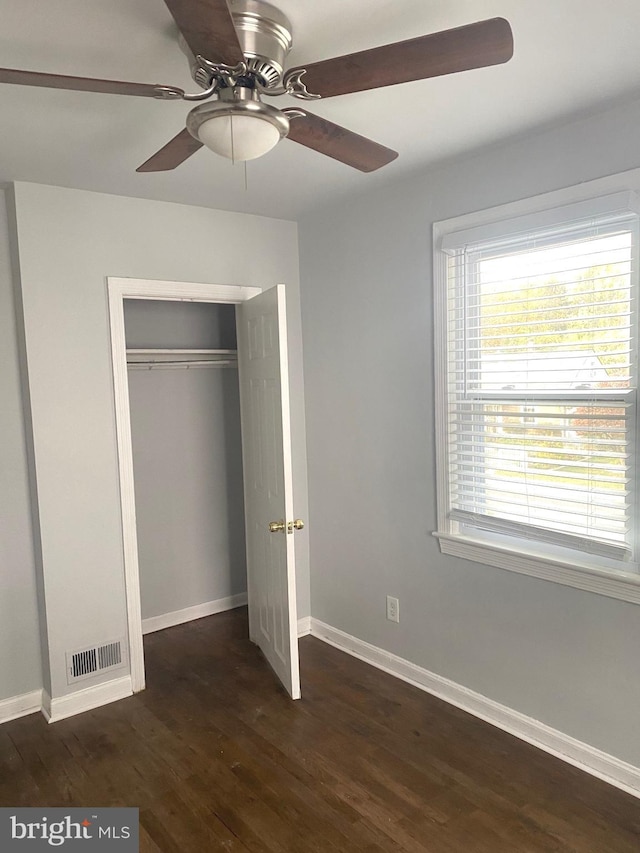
top-left (125, 301), bottom-right (246, 620)
top-left (123, 299), bottom-right (238, 350)
top-left (9, 183), bottom-right (309, 700)
top-left (0, 189), bottom-right (42, 702)
top-left (299, 97), bottom-right (640, 766)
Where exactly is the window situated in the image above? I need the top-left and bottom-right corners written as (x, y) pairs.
top-left (434, 191), bottom-right (640, 600)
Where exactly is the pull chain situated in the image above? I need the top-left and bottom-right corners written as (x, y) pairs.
top-left (228, 114), bottom-right (248, 190)
top-left (230, 114), bottom-right (235, 164)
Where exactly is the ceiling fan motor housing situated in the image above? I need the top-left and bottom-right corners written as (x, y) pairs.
top-left (186, 0), bottom-right (293, 89)
top-left (230, 0), bottom-right (293, 87)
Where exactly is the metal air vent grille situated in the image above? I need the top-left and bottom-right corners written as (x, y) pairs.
top-left (66, 638), bottom-right (127, 684)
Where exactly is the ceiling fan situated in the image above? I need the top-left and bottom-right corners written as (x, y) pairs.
top-left (0, 0), bottom-right (513, 174)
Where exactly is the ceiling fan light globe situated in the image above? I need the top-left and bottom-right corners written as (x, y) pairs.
top-left (198, 114), bottom-right (282, 161)
top-left (186, 97), bottom-right (290, 163)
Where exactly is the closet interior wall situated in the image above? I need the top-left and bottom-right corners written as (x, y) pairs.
top-left (123, 299), bottom-right (247, 629)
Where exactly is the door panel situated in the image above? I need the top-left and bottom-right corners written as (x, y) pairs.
top-left (237, 285), bottom-right (300, 699)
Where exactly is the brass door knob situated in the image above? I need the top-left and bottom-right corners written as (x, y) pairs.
top-left (268, 519), bottom-right (305, 533)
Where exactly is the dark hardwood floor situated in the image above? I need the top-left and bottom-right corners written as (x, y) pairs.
top-left (1, 607), bottom-right (638, 852)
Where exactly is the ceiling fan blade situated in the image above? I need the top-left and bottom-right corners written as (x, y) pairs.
top-left (164, 0), bottom-right (244, 65)
top-left (287, 17), bottom-right (513, 98)
top-left (137, 129), bottom-right (204, 172)
top-left (283, 109), bottom-right (397, 172)
top-left (0, 67), bottom-right (183, 98)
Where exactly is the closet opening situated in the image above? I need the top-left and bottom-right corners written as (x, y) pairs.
top-left (123, 298), bottom-right (247, 641)
top-left (109, 277), bottom-right (301, 700)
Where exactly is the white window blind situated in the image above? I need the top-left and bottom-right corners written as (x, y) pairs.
top-left (443, 205), bottom-right (638, 561)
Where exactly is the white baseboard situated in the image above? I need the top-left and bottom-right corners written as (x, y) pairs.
top-left (0, 689), bottom-right (42, 725)
top-left (297, 616), bottom-right (311, 637)
top-left (142, 592), bottom-right (248, 635)
top-left (42, 676), bottom-right (133, 724)
top-left (310, 618), bottom-right (640, 800)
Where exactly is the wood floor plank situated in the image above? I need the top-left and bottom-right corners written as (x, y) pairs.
top-left (0, 607), bottom-right (637, 852)
top-left (141, 785), bottom-right (252, 853)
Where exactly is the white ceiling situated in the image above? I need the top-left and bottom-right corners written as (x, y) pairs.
top-left (1, 0), bottom-right (640, 220)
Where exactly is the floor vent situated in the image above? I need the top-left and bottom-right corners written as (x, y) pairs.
top-left (66, 639), bottom-right (126, 684)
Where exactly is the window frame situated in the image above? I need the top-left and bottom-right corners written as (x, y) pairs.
top-left (433, 189), bottom-right (640, 605)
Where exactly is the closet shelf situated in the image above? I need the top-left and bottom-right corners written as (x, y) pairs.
top-left (126, 348), bottom-right (238, 370)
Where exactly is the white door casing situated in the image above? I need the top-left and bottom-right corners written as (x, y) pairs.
top-left (108, 278), bottom-right (299, 699)
top-left (236, 285), bottom-right (301, 699)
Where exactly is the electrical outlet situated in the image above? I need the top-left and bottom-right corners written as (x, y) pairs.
top-left (386, 595), bottom-right (399, 623)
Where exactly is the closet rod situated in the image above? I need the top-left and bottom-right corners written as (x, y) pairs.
top-left (127, 360), bottom-right (237, 370)
top-left (126, 348), bottom-right (236, 354)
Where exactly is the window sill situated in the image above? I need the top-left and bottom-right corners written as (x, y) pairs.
top-left (434, 532), bottom-right (640, 605)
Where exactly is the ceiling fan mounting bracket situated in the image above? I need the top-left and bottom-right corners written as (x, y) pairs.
top-left (193, 57), bottom-right (247, 87)
top-left (258, 69), bottom-right (322, 101)
top-left (281, 69), bottom-right (321, 100)
top-left (281, 107), bottom-right (306, 121)
top-left (152, 85), bottom-right (188, 100)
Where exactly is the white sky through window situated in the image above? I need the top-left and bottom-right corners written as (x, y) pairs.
top-left (479, 232), bottom-right (632, 292)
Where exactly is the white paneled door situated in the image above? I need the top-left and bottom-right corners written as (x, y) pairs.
top-left (236, 285), bottom-right (300, 699)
